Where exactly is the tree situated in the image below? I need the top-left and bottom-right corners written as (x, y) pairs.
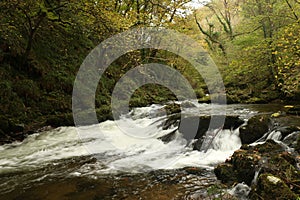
top-left (0, 0), bottom-right (75, 68)
top-left (194, 0), bottom-right (241, 57)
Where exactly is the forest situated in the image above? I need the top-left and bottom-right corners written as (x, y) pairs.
top-left (0, 0), bottom-right (300, 136)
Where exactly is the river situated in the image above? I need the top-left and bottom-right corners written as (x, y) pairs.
top-left (0, 102), bottom-right (288, 199)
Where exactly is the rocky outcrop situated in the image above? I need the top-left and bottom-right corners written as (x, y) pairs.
top-left (214, 139), bottom-right (300, 199)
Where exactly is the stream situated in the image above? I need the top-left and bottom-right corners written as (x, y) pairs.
top-left (0, 102), bottom-right (293, 199)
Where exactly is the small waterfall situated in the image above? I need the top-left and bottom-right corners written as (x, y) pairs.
top-left (267, 130), bottom-right (282, 141)
top-left (1, 102), bottom-right (300, 199)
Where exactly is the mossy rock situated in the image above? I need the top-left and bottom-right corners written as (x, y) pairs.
top-left (230, 149), bottom-right (261, 185)
top-left (250, 139), bottom-right (283, 153)
top-left (214, 163), bottom-right (238, 185)
top-left (250, 174), bottom-right (298, 200)
top-left (239, 115), bottom-right (272, 144)
top-left (215, 139), bottom-right (300, 198)
top-left (164, 103), bottom-right (181, 115)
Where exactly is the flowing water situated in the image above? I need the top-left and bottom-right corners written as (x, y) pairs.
top-left (0, 103), bottom-right (288, 199)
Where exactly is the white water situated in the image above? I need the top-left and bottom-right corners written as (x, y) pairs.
top-left (0, 104), bottom-right (244, 176)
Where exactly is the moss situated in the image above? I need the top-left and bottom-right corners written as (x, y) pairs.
top-left (231, 150), bottom-right (261, 185)
top-left (214, 163), bottom-right (238, 185)
top-left (250, 174), bottom-right (298, 200)
top-left (253, 139), bottom-right (283, 153)
top-left (164, 103), bottom-right (181, 115)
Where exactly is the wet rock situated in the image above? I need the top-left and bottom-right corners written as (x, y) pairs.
top-left (214, 163), bottom-right (238, 185)
top-left (162, 113), bottom-right (180, 130)
top-left (231, 149), bottom-right (261, 185)
top-left (239, 115), bottom-right (272, 144)
top-left (158, 130), bottom-right (177, 143)
top-left (250, 174), bottom-right (298, 200)
top-left (223, 116), bottom-right (245, 130)
top-left (250, 139), bottom-right (283, 153)
top-left (286, 105), bottom-right (300, 115)
top-left (182, 166), bottom-right (206, 176)
top-left (179, 115), bottom-right (244, 141)
top-left (179, 115), bottom-right (244, 150)
top-left (282, 131), bottom-right (300, 150)
top-left (179, 116), bottom-right (210, 141)
top-left (276, 126), bottom-right (300, 139)
top-left (215, 139), bottom-right (300, 198)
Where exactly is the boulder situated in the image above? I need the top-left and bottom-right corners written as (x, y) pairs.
top-left (214, 163), bottom-right (238, 185)
top-left (214, 139), bottom-right (300, 198)
top-left (161, 114), bottom-right (244, 145)
top-left (250, 174), bottom-right (298, 200)
top-left (179, 115), bottom-right (244, 141)
top-left (239, 115), bottom-right (272, 144)
top-left (179, 115), bottom-right (243, 150)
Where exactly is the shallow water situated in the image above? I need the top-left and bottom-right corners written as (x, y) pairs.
top-left (0, 102), bottom-right (288, 199)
